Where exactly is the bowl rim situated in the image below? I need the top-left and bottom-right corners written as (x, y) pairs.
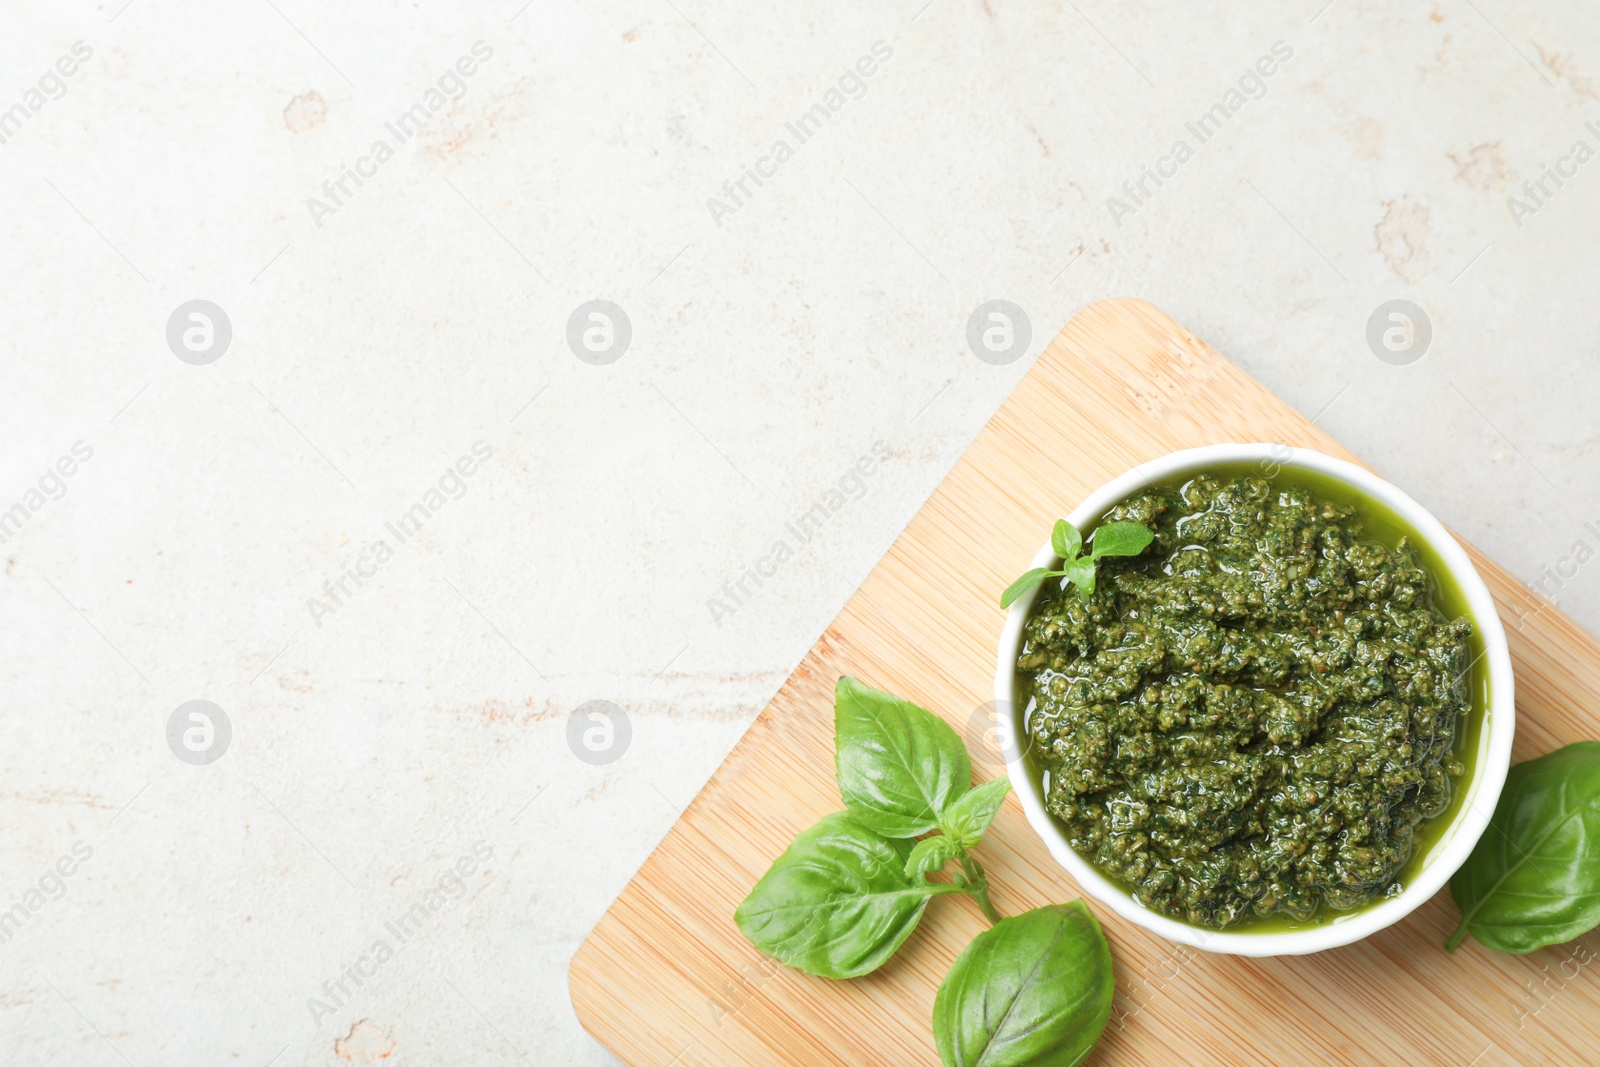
top-left (993, 443), bottom-right (1516, 956)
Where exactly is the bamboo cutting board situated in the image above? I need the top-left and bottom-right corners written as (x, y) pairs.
top-left (569, 298), bottom-right (1600, 1066)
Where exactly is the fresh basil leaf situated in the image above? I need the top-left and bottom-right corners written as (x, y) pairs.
top-left (1000, 568), bottom-right (1060, 610)
top-left (1061, 557), bottom-right (1097, 599)
top-left (1448, 742), bottom-right (1600, 954)
top-left (906, 835), bottom-right (957, 881)
top-left (1088, 521), bottom-right (1154, 559)
top-left (735, 813), bottom-right (957, 978)
top-left (835, 677), bottom-right (972, 837)
top-left (940, 777), bottom-right (1012, 850)
top-left (933, 901), bottom-right (1114, 1067)
top-left (1050, 520), bottom-right (1082, 562)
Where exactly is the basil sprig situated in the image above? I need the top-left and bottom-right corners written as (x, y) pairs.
top-left (735, 677), bottom-right (1116, 1066)
top-left (733, 813), bottom-right (967, 978)
top-left (933, 902), bottom-right (1114, 1067)
top-left (1000, 519), bottom-right (1154, 609)
top-left (833, 677), bottom-right (1008, 922)
top-left (1448, 742), bottom-right (1600, 953)
top-left (738, 680), bottom-right (1012, 978)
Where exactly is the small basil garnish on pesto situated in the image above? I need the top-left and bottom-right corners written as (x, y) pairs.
top-left (1448, 742), bottom-right (1600, 954)
top-left (737, 678), bottom-right (1014, 977)
top-left (933, 902), bottom-right (1114, 1067)
top-left (1000, 519), bottom-right (1155, 609)
top-left (1018, 473), bottom-right (1474, 929)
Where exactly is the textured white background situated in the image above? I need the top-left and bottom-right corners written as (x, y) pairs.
top-left (1, 1), bottom-right (1597, 1064)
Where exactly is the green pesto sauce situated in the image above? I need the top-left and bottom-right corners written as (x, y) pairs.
top-left (1018, 467), bottom-right (1486, 931)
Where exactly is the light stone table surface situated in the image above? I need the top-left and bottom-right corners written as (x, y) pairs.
top-left (2, 1), bottom-right (1598, 1064)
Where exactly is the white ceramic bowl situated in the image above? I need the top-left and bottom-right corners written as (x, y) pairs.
top-left (994, 444), bottom-right (1515, 956)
